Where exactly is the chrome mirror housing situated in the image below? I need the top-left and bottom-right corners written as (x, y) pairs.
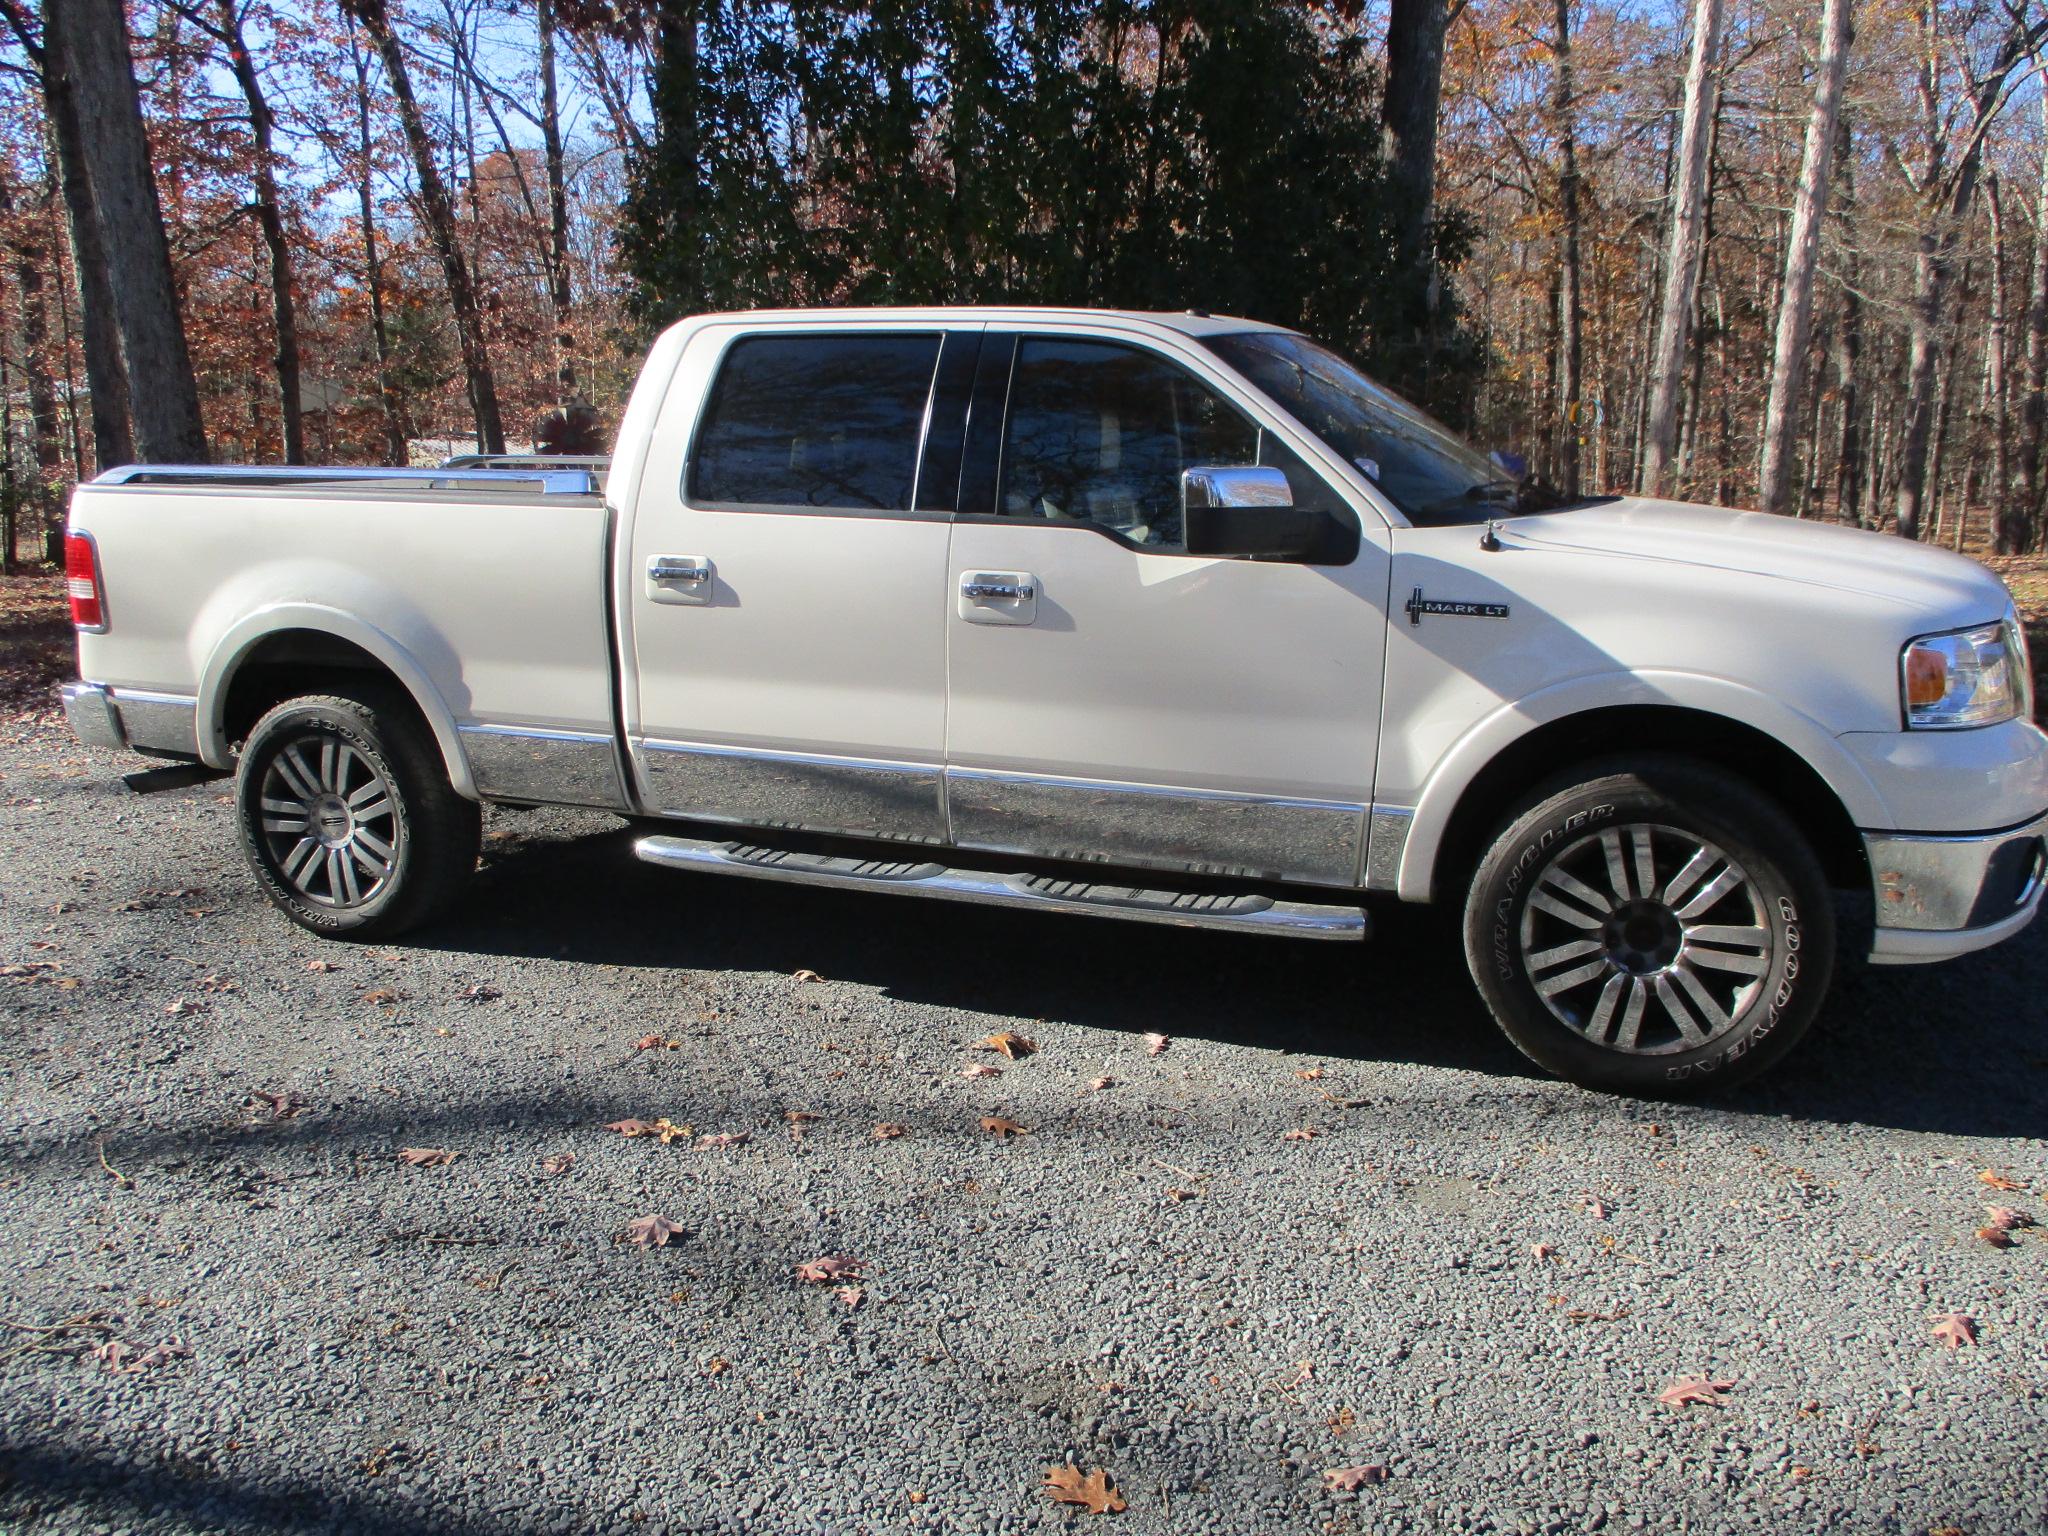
top-left (1181, 464), bottom-right (1295, 510)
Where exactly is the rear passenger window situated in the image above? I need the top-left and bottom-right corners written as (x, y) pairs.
top-left (691, 334), bottom-right (942, 511)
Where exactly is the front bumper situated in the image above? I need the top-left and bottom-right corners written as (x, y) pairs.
top-left (1864, 809), bottom-right (2048, 964)
top-left (60, 681), bottom-right (200, 760)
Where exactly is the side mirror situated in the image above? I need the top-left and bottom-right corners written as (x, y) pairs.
top-left (1181, 465), bottom-right (1326, 560)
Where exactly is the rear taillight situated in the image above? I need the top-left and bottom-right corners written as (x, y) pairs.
top-left (65, 531), bottom-right (106, 631)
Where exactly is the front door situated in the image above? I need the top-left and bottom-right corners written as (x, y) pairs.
top-left (625, 324), bottom-right (978, 844)
top-left (943, 331), bottom-right (1391, 888)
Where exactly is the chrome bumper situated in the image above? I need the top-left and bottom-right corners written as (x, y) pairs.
top-left (1865, 810), bottom-right (2048, 964)
top-left (60, 681), bottom-right (200, 759)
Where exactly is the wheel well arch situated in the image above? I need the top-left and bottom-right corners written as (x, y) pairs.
top-left (1427, 705), bottom-right (1868, 898)
top-left (211, 626), bottom-right (474, 797)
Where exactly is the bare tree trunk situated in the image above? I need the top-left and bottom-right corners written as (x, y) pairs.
top-left (0, 174), bottom-right (66, 553)
top-left (350, 37), bottom-right (408, 467)
top-left (1989, 175), bottom-right (2020, 552)
top-left (47, 0), bottom-right (208, 462)
top-left (1757, 0), bottom-right (1851, 515)
top-left (343, 0), bottom-right (505, 455)
top-left (2, 3), bottom-right (136, 470)
top-left (1384, 0), bottom-right (1451, 312)
top-left (2019, 68), bottom-right (2048, 552)
top-left (1638, 0), bottom-right (1725, 497)
top-left (1551, 0), bottom-right (1583, 497)
top-left (212, 0), bottom-right (303, 463)
top-left (538, 0), bottom-right (576, 398)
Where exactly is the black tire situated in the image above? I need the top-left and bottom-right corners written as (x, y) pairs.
top-left (235, 688), bottom-right (481, 940)
top-left (1461, 755), bottom-right (1834, 1095)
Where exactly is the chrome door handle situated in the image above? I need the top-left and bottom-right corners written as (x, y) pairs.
top-left (962, 579), bottom-right (1034, 601)
top-left (651, 558), bottom-right (710, 584)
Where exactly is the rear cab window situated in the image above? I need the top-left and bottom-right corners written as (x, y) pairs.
top-left (689, 333), bottom-right (944, 512)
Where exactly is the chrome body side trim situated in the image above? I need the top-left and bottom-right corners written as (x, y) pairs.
top-left (638, 739), bottom-right (947, 844)
top-left (460, 724), bottom-right (629, 811)
top-left (1863, 809), bottom-right (2048, 938)
top-left (1363, 806), bottom-right (1414, 892)
top-left (945, 766), bottom-right (1366, 887)
top-left (634, 833), bottom-right (1369, 940)
top-left (93, 463), bottom-right (601, 496)
top-left (61, 682), bottom-right (126, 751)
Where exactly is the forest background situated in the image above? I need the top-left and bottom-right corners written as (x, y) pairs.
top-left (2, 0), bottom-right (2045, 573)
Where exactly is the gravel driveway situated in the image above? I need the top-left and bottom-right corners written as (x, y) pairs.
top-left (2, 710), bottom-right (2045, 1536)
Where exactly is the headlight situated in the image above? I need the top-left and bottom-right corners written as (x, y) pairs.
top-left (1901, 619), bottom-right (2025, 729)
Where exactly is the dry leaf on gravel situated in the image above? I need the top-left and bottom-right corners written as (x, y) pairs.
top-left (1085, 1076), bottom-right (1113, 1092)
top-left (93, 1338), bottom-right (191, 1373)
top-left (1283, 1127), bottom-right (1318, 1143)
top-left (538, 1153), bottom-right (574, 1175)
top-left (652, 1118), bottom-right (692, 1144)
top-left (1976, 1226), bottom-right (2016, 1249)
top-left (1322, 1465), bottom-right (1389, 1493)
top-left (305, 960), bottom-right (339, 973)
top-left (976, 1031), bottom-right (1037, 1059)
top-left (164, 998), bottom-right (208, 1016)
top-left (1657, 1375), bottom-right (1736, 1408)
top-left (1043, 1466), bottom-right (1126, 1514)
top-left (961, 1063), bottom-right (1002, 1079)
top-left (246, 1089), bottom-right (306, 1119)
top-left (633, 1034), bottom-right (683, 1051)
top-left (622, 1214), bottom-right (686, 1248)
top-left (458, 984), bottom-right (501, 1002)
top-left (1295, 1067), bottom-right (1325, 1081)
top-left (397, 1147), bottom-right (455, 1167)
top-left (792, 968), bottom-right (824, 983)
top-left (1931, 1313), bottom-right (1978, 1351)
top-left (1531, 1243), bottom-right (1556, 1262)
top-left (1978, 1170), bottom-right (2027, 1192)
top-left (605, 1118), bottom-right (662, 1138)
top-left (980, 1116), bottom-right (1028, 1138)
top-left (1985, 1206), bottom-right (2034, 1231)
top-left (697, 1131), bottom-right (750, 1149)
top-left (873, 1123), bottom-right (907, 1140)
top-left (1143, 1032), bottom-right (1169, 1056)
top-left (361, 988), bottom-right (404, 1006)
top-left (1586, 1198), bottom-right (1611, 1221)
top-left (833, 1285), bottom-right (865, 1310)
top-left (795, 1254), bottom-right (866, 1284)
top-left (784, 1110), bottom-right (822, 1125)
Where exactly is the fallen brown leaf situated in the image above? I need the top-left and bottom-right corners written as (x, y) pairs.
top-left (961, 1063), bottom-right (1002, 1079)
top-left (795, 1254), bottom-right (866, 1284)
top-left (1042, 1465), bottom-right (1126, 1515)
top-left (164, 998), bottom-right (208, 1017)
top-left (833, 1285), bottom-right (865, 1310)
top-left (980, 1116), bottom-right (1028, 1138)
top-left (361, 988), bottom-right (403, 1006)
top-left (697, 1131), bottom-right (750, 1149)
top-left (1976, 1226), bottom-right (2015, 1249)
top-left (1322, 1465), bottom-right (1389, 1493)
top-left (873, 1123), bottom-right (908, 1140)
top-left (792, 968), bottom-right (824, 983)
top-left (1657, 1375), bottom-right (1736, 1408)
top-left (538, 1153), bottom-right (574, 1175)
top-left (976, 1031), bottom-right (1037, 1059)
top-left (1978, 1170), bottom-right (2027, 1192)
top-left (1143, 1032), bottom-right (1169, 1056)
top-left (458, 984), bottom-right (501, 1002)
top-left (1283, 1127), bottom-right (1318, 1143)
top-left (622, 1214), bottom-right (685, 1248)
top-left (397, 1147), bottom-right (455, 1167)
top-left (605, 1118), bottom-right (661, 1137)
top-left (1085, 1076), bottom-right (1114, 1092)
top-left (1531, 1242), bottom-right (1556, 1262)
top-left (1985, 1206), bottom-right (2034, 1231)
top-left (305, 959), bottom-right (339, 973)
top-left (246, 1089), bottom-right (306, 1119)
top-left (1930, 1312), bottom-right (1977, 1351)
top-left (1295, 1066), bottom-right (1325, 1081)
top-left (1586, 1198), bottom-right (1611, 1220)
top-left (784, 1110), bottom-right (822, 1124)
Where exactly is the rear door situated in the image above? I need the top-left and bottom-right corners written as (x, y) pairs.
top-left (941, 328), bottom-right (1392, 888)
top-left (623, 322), bottom-right (979, 843)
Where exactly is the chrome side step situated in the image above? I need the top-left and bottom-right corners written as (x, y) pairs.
top-left (633, 835), bottom-right (1369, 941)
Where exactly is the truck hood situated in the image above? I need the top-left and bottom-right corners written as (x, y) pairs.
top-left (1502, 496), bottom-right (2011, 625)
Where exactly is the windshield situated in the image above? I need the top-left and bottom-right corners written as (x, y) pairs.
top-left (1204, 331), bottom-right (1521, 524)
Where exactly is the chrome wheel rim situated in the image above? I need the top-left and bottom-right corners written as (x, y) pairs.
top-left (1518, 822), bottom-right (1772, 1056)
top-left (258, 734), bottom-right (401, 909)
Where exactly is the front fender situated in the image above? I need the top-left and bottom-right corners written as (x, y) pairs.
top-left (196, 601), bottom-right (477, 799)
top-left (1395, 669), bottom-right (1892, 903)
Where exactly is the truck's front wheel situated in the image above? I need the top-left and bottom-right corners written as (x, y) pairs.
top-left (235, 689), bottom-right (480, 940)
top-left (1462, 756), bottom-right (1834, 1095)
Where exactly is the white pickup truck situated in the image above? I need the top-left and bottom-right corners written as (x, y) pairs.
top-left (60, 307), bottom-right (2047, 1093)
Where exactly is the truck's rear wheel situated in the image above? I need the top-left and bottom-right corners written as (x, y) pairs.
top-left (235, 689), bottom-right (480, 939)
top-left (1461, 756), bottom-right (1834, 1095)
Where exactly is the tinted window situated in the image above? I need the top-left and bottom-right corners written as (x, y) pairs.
top-left (692, 334), bottom-right (941, 510)
top-left (997, 338), bottom-right (1332, 551)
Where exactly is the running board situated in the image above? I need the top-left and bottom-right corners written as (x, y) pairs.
top-left (632, 835), bottom-right (1369, 941)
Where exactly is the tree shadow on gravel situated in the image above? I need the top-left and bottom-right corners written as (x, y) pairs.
top-left (0, 1436), bottom-right (499, 1536)
top-left (415, 819), bottom-right (2048, 1140)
